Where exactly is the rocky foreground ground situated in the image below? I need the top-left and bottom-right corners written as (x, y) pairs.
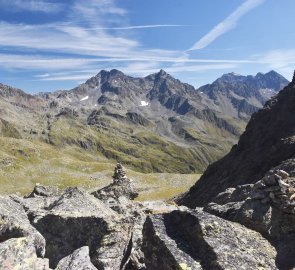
top-left (2, 161), bottom-right (295, 270)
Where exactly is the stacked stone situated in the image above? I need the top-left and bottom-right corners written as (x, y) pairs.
top-left (112, 162), bottom-right (129, 184)
top-left (252, 169), bottom-right (295, 213)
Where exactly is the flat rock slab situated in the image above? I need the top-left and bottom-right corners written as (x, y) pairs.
top-left (142, 208), bottom-right (277, 270)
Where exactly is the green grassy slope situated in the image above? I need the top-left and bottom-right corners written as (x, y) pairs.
top-left (0, 137), bottom-right (199, 200)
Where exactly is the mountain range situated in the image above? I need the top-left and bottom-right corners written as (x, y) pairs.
top-left (0, 69), bottom-right (289, 182)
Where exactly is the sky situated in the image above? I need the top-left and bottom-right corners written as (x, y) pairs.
top-left (0, 0), bottom-right (295, 93)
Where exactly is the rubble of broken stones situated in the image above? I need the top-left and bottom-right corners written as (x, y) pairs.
top-left (252, 168), bottom-right (295, 213)
top-left (0, 162), bottom-right (281, 269)
top-left (205, 158), bottom-right (295, 269)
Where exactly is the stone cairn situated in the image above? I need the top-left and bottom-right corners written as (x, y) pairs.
top-left (112, 162), bottom-right (130, 185)
top-left (252, 169), bottom-right (295, 213)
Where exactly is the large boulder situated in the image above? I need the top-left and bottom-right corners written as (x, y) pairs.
top-left (142, 209), bottom-right (277, 270)
top-left (0, 196), bottom-right (46, 257)
top-left (30, 187), bottom-right (133, 269)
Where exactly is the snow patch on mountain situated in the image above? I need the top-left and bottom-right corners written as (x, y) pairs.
top-left (140, 101), bottom-right (149, 107)
top-left (80, 96), bottom-right (89, 101)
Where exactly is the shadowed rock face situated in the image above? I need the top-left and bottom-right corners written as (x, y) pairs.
top-left (177, 76), bottom-right (295, 208)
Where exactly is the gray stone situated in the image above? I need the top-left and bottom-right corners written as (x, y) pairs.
top-left (55, 246), bottom-right (96, 270)
top-left (26, 183), bottom-right (59, 198)
top-left (0, 237), bottom-right (49, 270)
top-left (30, 187), bottom-right (132, 269)
top-left (142, 209), bottom-right (277, 270)
top-left (0, 196), bottom-right (46, 257)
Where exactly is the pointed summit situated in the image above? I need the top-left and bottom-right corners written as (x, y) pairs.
top-left (158, 69), bottom-right (167, 76)
top-left (109, 69), bottom-right (125, 76)
top-left (154, 69), bottom-right (169, 79)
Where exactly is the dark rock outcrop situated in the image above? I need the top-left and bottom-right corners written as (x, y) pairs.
top-left (56, 107), bottom-right (79, 118)
top-left (26, 183), bottom-right (59, 198)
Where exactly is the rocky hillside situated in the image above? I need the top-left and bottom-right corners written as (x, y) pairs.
top-left (0, 163), bottom-right (279, 269)
top-left (198, 70), bottom-right (288, 120)
top-left (0, 69), bottom-right (287, 176)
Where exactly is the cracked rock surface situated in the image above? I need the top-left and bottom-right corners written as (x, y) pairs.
top-left (0, 163), bottom-right (280, 269)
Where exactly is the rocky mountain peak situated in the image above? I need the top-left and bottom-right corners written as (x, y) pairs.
top-left (219, 72), bottom-right (244, 82)
top-left (150, 69), bottom-right (171, 81)
top-left (84, 69), bottom-right (127, 87)
top-left (255, 70), bottom-right (289, 91)
top-left (158, 69), bottom-right (167, 76)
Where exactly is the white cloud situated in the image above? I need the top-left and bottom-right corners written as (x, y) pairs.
top-left (0, 0), bottom-right (274, 85)
top-left (0, 0), bottom-right (63, 13)
top-left (256, 49), bottom-right (295, 68)
top-left (0, 22), bottom-right (140, 58)
top-left (69, 0), bottom-right (127, 26)
top-left (0, 54), bottom-right (99, 70)
top-left (254, 49), bottom-right (295, 79)
top-left (39, 75), bottom-right (95, 81)
top-left (188, 0), bottom-right (265, 51)
top-left (73, 0), bottom-right (127, 16)
top-left (89, 24), bottom-right (187, 30)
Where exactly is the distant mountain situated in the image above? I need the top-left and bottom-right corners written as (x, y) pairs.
top-left (39, 69), bottom-right (241, 173)
top-left (198, 70), bottom-right (289, 120)
top-left (0, 69), bottom-right (288, 175)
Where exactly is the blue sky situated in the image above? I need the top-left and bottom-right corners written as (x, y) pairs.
top-left (0, 0), bottom-right (294, 93)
